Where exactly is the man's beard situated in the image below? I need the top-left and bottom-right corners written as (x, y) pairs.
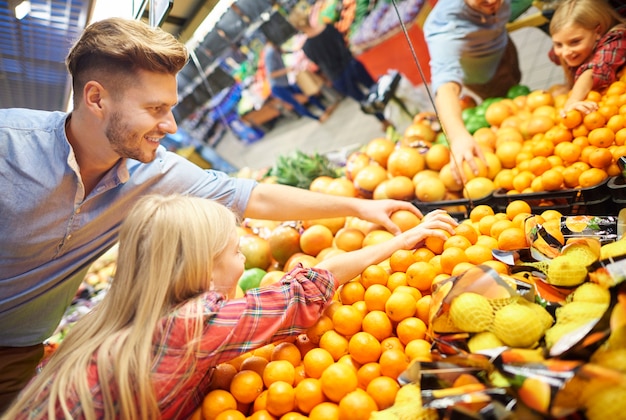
top-left (106, 111), bottom-right (156, 163)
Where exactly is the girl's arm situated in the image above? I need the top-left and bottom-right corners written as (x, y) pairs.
top-left (562, 69), bottom-right (598, 115)
top-left (316, 210), bottom-right (457, 284)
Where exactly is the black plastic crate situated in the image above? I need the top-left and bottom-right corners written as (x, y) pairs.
top-left (412, 193), bottom-right (494, 221)
top-left (491, 177), bottom-right (612, 216)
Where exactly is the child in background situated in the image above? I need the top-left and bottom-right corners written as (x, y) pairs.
top-left (549, 0), bottom-right (626, 114)
top-left (3, 195), bottom-right (456, 419)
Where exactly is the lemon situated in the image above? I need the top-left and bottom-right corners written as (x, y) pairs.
top-left (544, 321), bottom-right (589, 350)
top-left (467, 332), bottom-right (504, 353)
top-left (449, 293), bottom-right (494, 333)
top-left (585, 386), bottom-right (626, 420)
top-left (590, 348), bottom-right (626, 373)
top-left (518, 299), bottom-right (554, 330)
top-left (570, 282), bottom-right (611, 305)
top-left (600, 237), bottom-right (626, 260)
top-left (555, 301), bottom-right (608, 325)
top-left (492, 303), bottom-right (545, 348)
top-left (547, 255), bottom-right (588, 286)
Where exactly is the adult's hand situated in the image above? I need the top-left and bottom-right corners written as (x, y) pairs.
top-left (449, 131), bottom-right (486, 184)
top-left (355, 198), bottom-right (423, 235)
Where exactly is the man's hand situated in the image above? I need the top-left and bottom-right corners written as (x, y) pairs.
top-left (357, 199), bottom-right (423, 235)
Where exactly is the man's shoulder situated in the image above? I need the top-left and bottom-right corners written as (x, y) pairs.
top-left (0, 108), bottom-right (66, 130)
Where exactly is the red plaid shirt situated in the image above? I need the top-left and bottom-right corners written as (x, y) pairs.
top-left (16, 265), bottom-right (335, 419)
top-left (549, 24), bottom-right (626, 91)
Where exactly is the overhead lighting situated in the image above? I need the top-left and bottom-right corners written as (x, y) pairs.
top-left (9, 0), bottom-right (31, 20)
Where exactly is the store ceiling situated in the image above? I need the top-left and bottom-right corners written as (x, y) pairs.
top-left (0, 0), bottom-right (215, 112)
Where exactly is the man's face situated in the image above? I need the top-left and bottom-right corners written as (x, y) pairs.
top-left (465, 0), bottom-right (503, 15)
top-left (104, 70), bottom-right (178, 163)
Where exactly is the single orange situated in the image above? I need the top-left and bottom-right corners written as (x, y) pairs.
top-left (210, 363), bottom-right (238, 391)
top-left (332, 305), bottom-right (364, 337)
top-left (443, 234), bottom-right (472, 251)
top-left (294, 378), bottom-right (326, 414)
top-left (240, 356), bottom-right (269, 378)
top-left (379, 348), bottom-right (410, 379)
top-left (202, 389), bottom-right (238, 420)
top-left (263, 360), bottom-right (296, 388)
top-left (380, 336), bottom-right (405, 353)
top-left (357, 362), bottom-right (382, 389)
top-left (424, 232), bottom-right (448, 255)
top-left (318, 330), bottom-right (349, 361)
top-left (230, 370), bottom-right (264, 404)
top-left (308, 402), bottom-right (340, 420)
top-left (396, 316), bottom-right (427, 345)
top-left (299, 224), bottom-right (334, 257)
top-left (338, 389), bottom-right (379, 420)
top-left (389, 249), bottom-right (417, 273)
top-left (386, 271), bottom-right (408, 291)
top-left (361, 264), bottom-right (389, 288)
top-left (505, 200), bottom-right (532, 221)
top-left (588, 127), bottom-right (615, 148)
top-left (333, 228), bottom-right (365, 252)
top-left (497, 227), bottom-right (527, 251)
top-left (265, 381), bottom-right (296, 418)
top-left (386, 147), bottom-right (426, 178)
top-left (540, 168), bottom-right (564, 191)
top-left (413, 247), bottom-right (436, 263)
top-left (464, 244), bottom-right (495, 265)
top-left (215, 409), bottom-right (246, 420)
top-left (405, 261), bottom-right (438, 292)
top-left (307, 315), bottom-right (333, 345)
top-left (390, 209), bottom-right (421, 232)
top-left (560, 109), bottom-right (583, 129)
top-left (416, 295), bottom-right (433, 325)
top-left (470, 204), bottom-right (495, 223)
top-left (366, 376), bottom-right (401, 410)
top-left (271, 342), bottom-right (302, 368)
top-left (361, 310), bottom-right (394, 342)
top-left (320, 362), bottom-right (359, 402)
top-left (588, 147), bottom-right (614, 169)
top-left (338, 280), bottom-right (366, 305)
top-left (583, 111), bottom-right (607, 131)
top-left (440, 247), bottom-right (469, 275)
top-left (384, 291), bottom-right (417, 322)
top-left (578, 167), bottom-right (608, 188)
top-left (363, 283), bottom-right (392, 312)
top-left (302, 348), bottom-right (335, 379)
top-left (404, 339), bottom-right (433, 362)
top-left (348, 331), bottom-right (382, 365)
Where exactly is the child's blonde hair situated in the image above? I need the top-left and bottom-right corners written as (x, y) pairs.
top-left (550, 0), bottom-right (625, 86)
top-left (4, 195), bottom-right (238, 419)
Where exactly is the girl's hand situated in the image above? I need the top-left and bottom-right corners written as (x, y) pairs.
top-left (562, 100), bottom-right (599, 116)
top-left (397, 209), bottom-right (457, 250)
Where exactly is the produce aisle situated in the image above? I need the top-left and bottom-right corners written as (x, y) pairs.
top-left (43, 4), bottom-right (626, 420)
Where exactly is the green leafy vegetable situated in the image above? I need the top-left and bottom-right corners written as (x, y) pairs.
top-left (268, 150), bottom-right (341, 189)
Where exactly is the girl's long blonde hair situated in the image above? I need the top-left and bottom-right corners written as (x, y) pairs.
top-left (550, 0), bottom-right (625, 87)
top-left (4, 195), bottom-right (238, 420)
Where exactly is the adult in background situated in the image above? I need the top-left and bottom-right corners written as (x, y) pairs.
top-left (264, 40), bottom-right (330, 122)
top-left (288, 2), bottom-right (394, 132)
top-left (424, 0), bottom-right (521, 182)
top-left (0, 17), bottom-right (423, 413)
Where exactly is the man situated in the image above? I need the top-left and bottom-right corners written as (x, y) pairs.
top-left (0, 17), bottom-right (421, 412)
top-left (424, 0), bottom-right (521, 182)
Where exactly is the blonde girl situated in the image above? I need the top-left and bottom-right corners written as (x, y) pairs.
top-left (4, 195), bottom-right (456, 419)
top-left (550, 0), bottom-right (626, 114)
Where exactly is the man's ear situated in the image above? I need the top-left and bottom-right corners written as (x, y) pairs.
top-left (83, 80), bottom-right (106, 114)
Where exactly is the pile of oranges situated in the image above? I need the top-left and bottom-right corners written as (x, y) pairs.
top-left (196, 199), bottom-right (553, 420)
top-left (307, 78), bottom-right (626, 207)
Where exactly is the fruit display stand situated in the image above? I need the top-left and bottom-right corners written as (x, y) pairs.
top-left (44, 78), bottom-right (626, 419)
